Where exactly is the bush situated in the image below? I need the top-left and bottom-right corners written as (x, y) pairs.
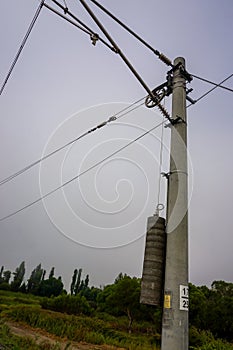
top-left (41, 294), bottom-right (92, 316)
top-left (189, 326), bottom-right (233, 350)
top-left (0, 282), bottom-right (11, 291)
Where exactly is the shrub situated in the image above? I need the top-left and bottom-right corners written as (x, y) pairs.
top-left (41, 294), bottom-right (92, 316)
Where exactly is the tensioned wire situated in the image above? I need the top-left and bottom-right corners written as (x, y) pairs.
top-left (0, 120), bottom-right (164, 222)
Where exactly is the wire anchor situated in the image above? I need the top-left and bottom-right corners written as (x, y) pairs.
top-left (155, 203), bottom-right (165, 216)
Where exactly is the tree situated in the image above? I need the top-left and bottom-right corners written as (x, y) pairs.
top-left (211, 280), bottom-right (233, 297)
top-left (42, 270), bottom-right (46, 281)
top-left (0, 266), bottom-right (4, 281)
top-left (3, 270), bottom-right (11, 284)
top-left (84, 274), bottom-right (89, 289)
top-left (0, 266), bottom-right (11, 291)
top-left (11, 261), bottom-right (25, 292)
top-left (74, 268), bottom-right (82, 295)
top-left (38, 277), bottom-right (63, 297)
top-left (70, 269), bottom-right (78, 295)
top-left (207, 281), bottom-right (233, 341)
top-left (27, 263), bottom-right (44, 294)
top-left (98, 274), bottom-right (144, 332)
top-left (189, 283), bottom-right (208, 329)
top-left (49, 267), bottom-right (55, 279)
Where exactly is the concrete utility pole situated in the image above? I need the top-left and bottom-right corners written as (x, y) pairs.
top-left (161, 57), bottom-right (189, 350)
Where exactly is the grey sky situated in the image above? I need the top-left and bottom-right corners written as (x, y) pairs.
top-left (0, 0), bottom-right (233, 290)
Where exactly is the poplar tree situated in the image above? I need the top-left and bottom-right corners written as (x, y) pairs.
top-left (11, 261), bottom-right (25, 291)
top-left (70, 269), bottom-right (78, 295)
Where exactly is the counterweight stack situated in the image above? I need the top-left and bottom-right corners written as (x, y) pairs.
top-left (140, 216), bottom-right (166, 306)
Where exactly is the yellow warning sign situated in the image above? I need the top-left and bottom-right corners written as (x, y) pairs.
top-left (164, 294), bottom-right (171, 308)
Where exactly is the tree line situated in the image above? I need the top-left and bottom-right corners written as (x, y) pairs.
top-left (0, 262), bottom-right (233, 342)
top-left (0, 262), bottom-right (89, 298)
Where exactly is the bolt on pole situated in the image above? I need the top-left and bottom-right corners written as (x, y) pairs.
top-left (161, 57), bottom-right (189, 350)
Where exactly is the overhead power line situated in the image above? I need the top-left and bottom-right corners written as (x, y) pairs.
top-left (79, 0), bottom-right (157, 102)
top-left (0, 0), bottom-right (45, 96)
top-left (191, 73), bottom-right (233, 93)
top-left (89, 0), bottom-right (173, 67)
top-left (187, 73), bottom-right (233, 107)
top-left (48, 0), bottom-right (115, 50)
top-left (43, 3), bottom-right (93, 36)
top-left (0, 96), bottom-right (145, 187)
top-left (0, 120), bottom-right (163, 222)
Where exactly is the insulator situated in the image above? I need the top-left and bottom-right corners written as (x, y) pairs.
top-left (159, 53), bottom-right (172, 66)
top-left (140, 216), bottom-right (166, 306)
top-left (157, 103), bottom-right (171, 120)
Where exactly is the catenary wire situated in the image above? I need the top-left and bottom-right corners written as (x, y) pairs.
top-left (187, 73), bottom-right (233, 108)
top-left (0, 120), bottom-right (164, 222)
top-left (49, 0), bottom-right (115, 51)
top-left (191, 73), bottom-right (233, 93)
top-left (89, 0), bottom-right (173, 67)
top-left (0, 96), bottom-right (145, 186)
top-left (0, 0), bottom-right (45, 96)
top-left (79, 0), bottom-right (156, 101)
top-left (4, 70), bottom-right (232, 185)
top-left (43, 3), bottom-right (93, 36)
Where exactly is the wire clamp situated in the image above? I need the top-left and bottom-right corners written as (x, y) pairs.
top-left (161, 172), bottom-right (170, 179)
top-left (90, 33), bottom-right (99, 45)
top-left (164, 115), bottom-right (186, 128)
top-left (108, 116), bottom-right (117, 122)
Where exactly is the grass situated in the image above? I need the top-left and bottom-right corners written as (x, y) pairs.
top-left (0, 290), bottom-right (160, 349)
top-left (2, 305), bottom-right (159, 350)
top-left (0, 319), bottom-right (63, 350)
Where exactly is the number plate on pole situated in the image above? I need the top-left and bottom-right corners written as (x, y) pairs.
top-left (180, 285), bottom-right (189, 311)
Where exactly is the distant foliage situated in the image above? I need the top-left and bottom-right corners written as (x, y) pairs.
top-left (38, 277), bottom-right (64, 297)
top-left (27, 264), bottom-right (44, 294)
top-left (189, 280), bottom-right (233, 342)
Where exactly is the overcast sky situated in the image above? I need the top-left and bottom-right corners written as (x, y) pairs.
top-left (0, 0), bottom-right (233, 290)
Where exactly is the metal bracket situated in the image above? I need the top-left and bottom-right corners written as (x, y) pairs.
top-left (161, 172), bottom-right (170, 180)
top-left (161, 170), bottom-right (188, 179)
top-left (186, 88), bottom-right (196, 104)
top-left (168, 63), bottom-right (192, 83)
top-left (180, 65), bottom-right (193, 83)
top-left (164, 115), bottom-right (186, 128)
top-left (172, 116), bottom-right (186, 125)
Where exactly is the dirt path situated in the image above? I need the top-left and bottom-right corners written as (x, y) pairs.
top-left (7, 321), bottom-right (125, 350)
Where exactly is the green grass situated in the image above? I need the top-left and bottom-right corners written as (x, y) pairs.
top-left (0, 290), bottom-right (160, 349)
top-left (2, 305), bottom-right (159, 350)
top-left (0, 320), bottom-right (63, 350)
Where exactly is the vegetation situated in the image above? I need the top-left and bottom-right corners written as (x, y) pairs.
top-left (0, 319), bottom-right (63, 350)
top-left (0, 262), bottom-right (233, 349)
